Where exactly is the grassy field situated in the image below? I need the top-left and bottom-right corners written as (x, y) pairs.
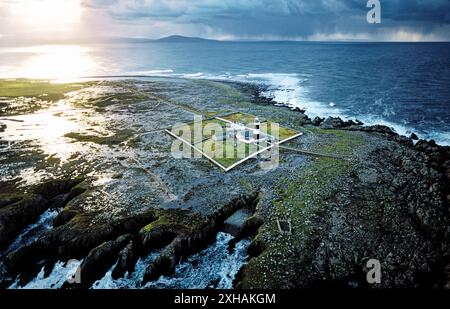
top-left (221, 112), bottom-right (300, 141)
top-left (168, 113), bottom-right (301, 170)
top-left (208, 139), bottom-right (258, 168)
top-left (171, 118), bottom-right (229, 144)
top-left (0, 79), bottom-right (86, 100)
top-left (169, 118), bottom-right (258, 169)
top-left (220, 112), bottom-right (262, 125)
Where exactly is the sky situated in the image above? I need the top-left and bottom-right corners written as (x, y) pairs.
top-left (0, 0), bottom-right (450, 42)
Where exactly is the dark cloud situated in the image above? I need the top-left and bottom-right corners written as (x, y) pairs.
top-left (81, 0), bottom-right (450, 40)
top-left (382, 0), bottom-right (450, 23)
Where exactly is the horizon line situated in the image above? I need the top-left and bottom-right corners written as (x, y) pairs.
top-left (1, 35), bottom-right (449, 44)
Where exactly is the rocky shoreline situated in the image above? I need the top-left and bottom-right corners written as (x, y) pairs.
top-left (0, 78), bottom-right (449, 289)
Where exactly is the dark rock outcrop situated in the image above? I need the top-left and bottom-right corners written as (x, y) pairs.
top-left (312, 116), bottom-right (324, 126)
top-left (112, 239), bottom-right (139, 279)
top-left (410, 133), bottom-right (419, 140)
top-left (320, 116), bottom-right (363, 130)
top-left (235, 133), bottom-right (450, 289)
top-left (2, 79), bottom-right (449, 290)
top-left (0, 195), bottom-right (23, 209)
top-left (141, 193), bottom-right (260, 284)
top-left (78, 234), bottom-right (132, 288)
top-left (4, 192), bottom-right (260, 288)
top-left (320, 117), bottom-right (344, 129)
top-left (360, 124), bottom-right (398, 136)
top-left (0, 195), bottom-right (47, 250)
top-left (0, 177), bottom-right (84, 250)
top-left (6, 210), bottom-right (157, 276)
top-left (291, 106), bottom-right (306, 113)
top-left (228, 215), bottom-right (264, 252)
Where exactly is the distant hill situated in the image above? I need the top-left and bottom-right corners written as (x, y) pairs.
top-left (154, 35), bottom-right (218, 43)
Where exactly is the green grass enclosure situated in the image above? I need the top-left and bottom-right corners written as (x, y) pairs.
top-left (168, 112), bottom-right (300, 169)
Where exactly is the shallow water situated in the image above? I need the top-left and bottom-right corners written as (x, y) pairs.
top-left (0, 100), bottom-right (88, 162)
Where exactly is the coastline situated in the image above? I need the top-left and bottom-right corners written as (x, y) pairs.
top-left (91, 70), bottom-right (450, 147)
top-left (0, 77), bottom-right (449, 289)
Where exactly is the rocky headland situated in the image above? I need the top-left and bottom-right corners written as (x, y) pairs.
top-left (0, 78), bottom-right (448, 289)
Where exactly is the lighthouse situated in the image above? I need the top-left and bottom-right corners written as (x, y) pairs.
top-left (254, 117), bottom-right (261, 145)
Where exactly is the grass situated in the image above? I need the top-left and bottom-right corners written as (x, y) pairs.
top-left (307, 127), bottom-right (366, 156)
top-left (141, 208), bottom-right (207, 235)
top-left (204, 110), bottom-right (231, 118)
top-left (221, 112), bottom-right (263, 125)
top-left (241, 156), bottom-right (352, 287)
top-left (211, 140), bottom-right (257, 168)
top-left (221, 113), bottom-right (300, 141)
top-left (172, 118), bottom-right (229, 144)
top-left (0, 79), bottom-right (86, 101)
top-left (168, 113), bottom-right (301, 170)
top-left (269, 125), bottom-right (300, 141)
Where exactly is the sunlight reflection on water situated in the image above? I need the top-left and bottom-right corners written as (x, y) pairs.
top-left (0, 100), bottom-right (84, 161)
top-left (0, 45), bottom-right (98, 82)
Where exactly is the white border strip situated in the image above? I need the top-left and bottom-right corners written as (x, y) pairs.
top-left (165, 128), bottom-right (303, 172)
top-left (223, 143), bottom-right (274, 172)
top-left (216, 116), bottom-right (303, 143)
top-left (215, 116), bottom-right (234, 124)
top-left (165, 129), bottom-right (228, 171)
top-left (223, 132), bottom-right (303, 171)
top-left (275, 132), bottom-right (303, 145)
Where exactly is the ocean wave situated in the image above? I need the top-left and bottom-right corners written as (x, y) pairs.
top-left (92, 251), bottom-right (159, 289)
top-left (127, 69), bottom-right (174, 76)
top-left (420, 131), bottom-right (450, 146)
top-left (347, 115), bottom-right (450, 145)
top-left (213, 72), bottom-right (450, 145)
top-left (92, 232), bottom-right (250, 289)
top-left (3, 208), bottom-right (59, 257)
top-left (92, 70), bottom-right (450, 145)
top-left (9, 259), bottom-right (82, 289)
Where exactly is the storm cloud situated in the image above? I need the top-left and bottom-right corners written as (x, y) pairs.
top-left (78, 0), bottom-right (450, 41)
top-left (2, 0), bottom-right (450, 41)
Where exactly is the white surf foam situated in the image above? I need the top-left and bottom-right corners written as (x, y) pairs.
top-left (201, 72), bottom-right (450, 145)
top-left (92, 252), bottom-right (159, 289)
top-left (4, 208), bottom-right (59, 256)
top-left (116, 69), bottom-right (450, 145)
top-left (145, 232), bottom-right (250, 289)
top-left (129, 69), bottom-right (174, 76)
top-left (420, 131), bottom-right (450, 146)
top-left (9, 260), bottom-right (82, 289)
top-left (356, 115), bottom-right (450, 145)
top-left (92, 232), bottom-right (250, 289)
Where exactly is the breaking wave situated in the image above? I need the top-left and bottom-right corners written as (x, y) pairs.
top-left (9, 260), bottom-right (82, 289)
top-left (179, 71), bottom-right (450, 145)
top-left (3, 208), bottom-right (59, 257)
top-left (85, 69), bottom-right (450, 145)
top-left (93, 232), bottom-right (250, 289)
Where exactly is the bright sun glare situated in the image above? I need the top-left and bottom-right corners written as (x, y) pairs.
top-left (11, 0), bottom-right (82, 31)
top-left (5, 1), bottom-right (97, 81)
top-left (11, 45), bottom-right (97, 81)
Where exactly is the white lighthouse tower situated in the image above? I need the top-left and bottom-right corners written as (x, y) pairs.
top-left (254, 117), bottom-right (261, 145)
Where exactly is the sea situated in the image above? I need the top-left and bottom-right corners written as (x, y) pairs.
top-left (0, 41), bottom-right (449, 145)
